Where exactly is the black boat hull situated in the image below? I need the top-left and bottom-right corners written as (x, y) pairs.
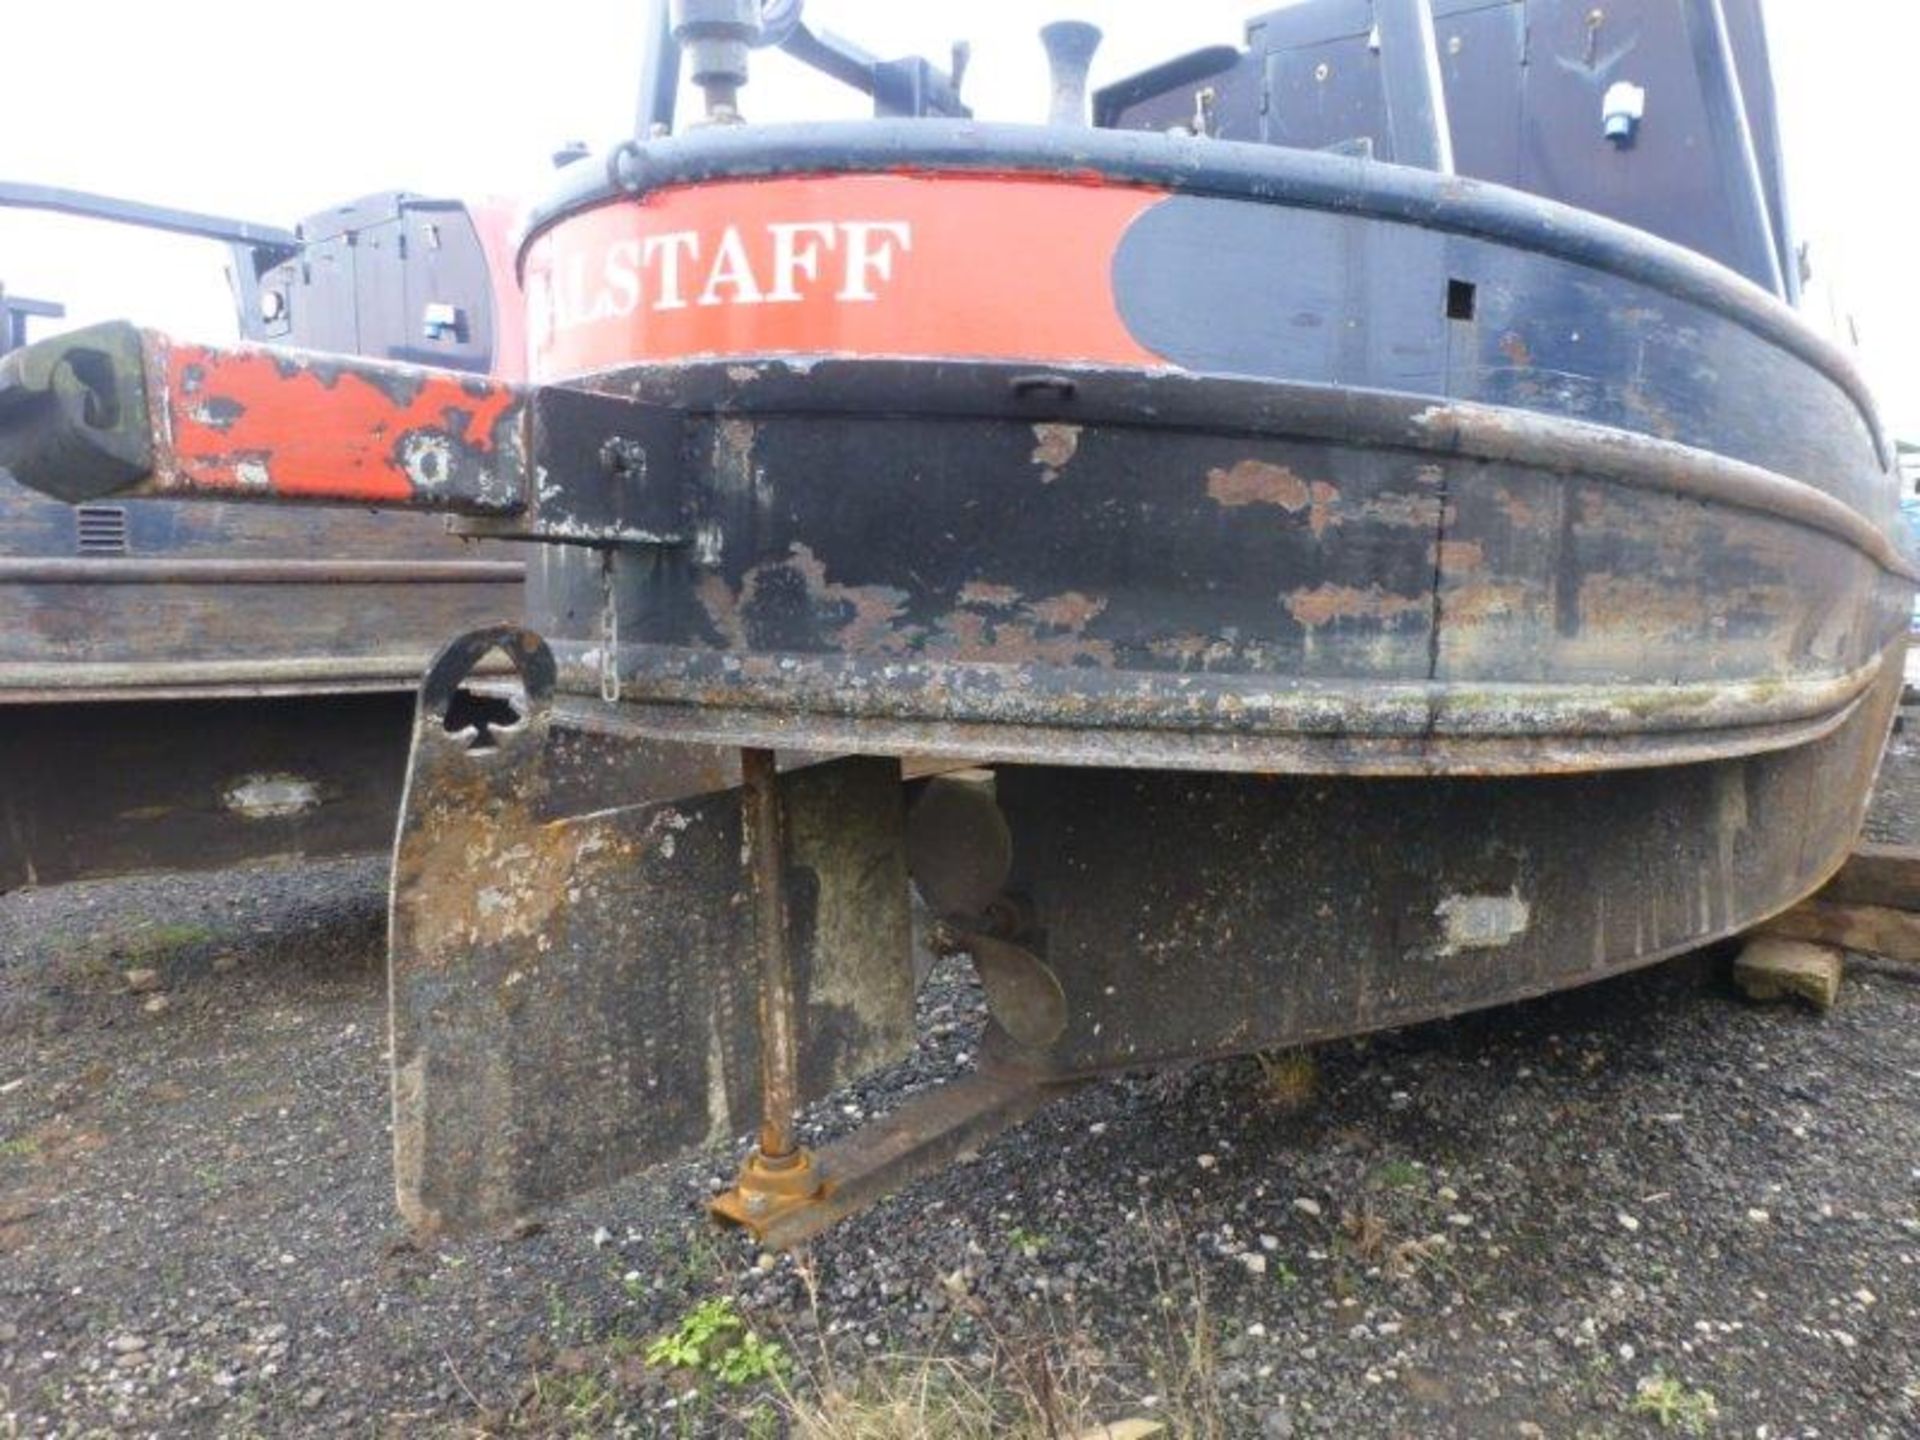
top-left (4, 119), bottom-right (1908, 1232)
top-left (510, 123), bottom-right (1908, 777)
top-left (0, 480), bottom-right (522, 889)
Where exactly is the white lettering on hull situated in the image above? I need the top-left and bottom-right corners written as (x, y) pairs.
top-left (533, 220), bottom-right (914, 337)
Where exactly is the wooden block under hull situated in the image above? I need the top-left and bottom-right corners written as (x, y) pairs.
top-left (1733, 937), bottom-right (1845, 1010)
top-left (1752, 844), bottom-right (1920, 964)
top-left (1757, 901), bottom-right (1920, 966)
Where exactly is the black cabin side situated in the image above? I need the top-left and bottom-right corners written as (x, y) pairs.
top-left (1096, 0), bottom-right (1799, 303)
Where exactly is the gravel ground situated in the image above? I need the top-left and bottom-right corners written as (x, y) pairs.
top-left (1863, 697), bottom-right (1920, 847)
top-left (4, 728), bottom-right (1920, 1438)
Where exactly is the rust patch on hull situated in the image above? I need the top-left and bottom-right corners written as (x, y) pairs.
top-left (958, 581), bottom-right (1022, 607)
top-left (1027, 591), bottom-right (1108, 631)
top-left (1577, 574), bottom-right (1709, 636)
top-left (1444, 581), bottom-right (1532, 627)
top-left (1285, 583), bottom-right (1427, 629)
top-left (1207, 459), bottom-right (1341, 536)
top-left (1359, 491), bottom-right (1448, 529)
top-left (1493, 487), bottom-right (1537, 528)
top-left (743, 542), bottom-right (915, 656)
top-left (1031, 423), bottom-right (1081, 482)
top-left (926, 610), bottom-right (1117, 668)
top-left (1210, 459), bottom-right (1308, 510)
top-left (1433, 540), bottom-right (1486, 574)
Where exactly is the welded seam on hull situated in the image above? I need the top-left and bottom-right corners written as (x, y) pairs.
top-left (1423, 430), bottom-right (1453, 690)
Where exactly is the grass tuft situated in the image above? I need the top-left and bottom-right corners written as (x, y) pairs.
top-left (1253, 1049), bottom-right (1318, 1111)
top-left (123, 923), bottom-right (215, 960)
top-left (784, 1354), bottom-right (1044, 1440)
top-left (1631, 1372), bottom-right (1719, 1434)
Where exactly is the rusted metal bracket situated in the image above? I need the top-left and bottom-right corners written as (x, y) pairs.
top-left (453, 385), bottom-right (692, 548)
top-left (708, 1146), bottom-right (827, 1236)
top-left (713, 1068), bottom-right (1082, 1249)
top-left (710, 746), bottom-right (829, 1228)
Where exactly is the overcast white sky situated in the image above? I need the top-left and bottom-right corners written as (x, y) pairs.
top-left (2, 1), bottom-right (1914, 435)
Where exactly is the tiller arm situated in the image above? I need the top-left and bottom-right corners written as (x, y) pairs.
top-left (0, 322), bottom-right (689, 547)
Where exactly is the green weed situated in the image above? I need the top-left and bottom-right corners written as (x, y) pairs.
top-left (647, 1297), bottom-right (787, 1388)
top-left (1631, 1373), bottom-right (1719, 1434)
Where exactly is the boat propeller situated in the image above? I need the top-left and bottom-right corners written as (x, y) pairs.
top-left (908, 772), bottom-right (1070, 1052)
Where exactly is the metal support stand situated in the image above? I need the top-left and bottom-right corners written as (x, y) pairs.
top-left (712, 747), bottom-right (826, 1230)
top-left (711, 748), bottom-right (1079, 1247)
